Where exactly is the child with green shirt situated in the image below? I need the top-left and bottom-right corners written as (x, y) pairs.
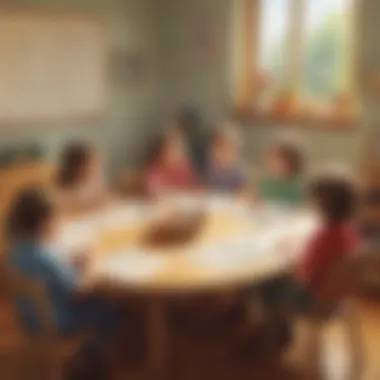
top-left (260, 138), bottom-right (305, 205)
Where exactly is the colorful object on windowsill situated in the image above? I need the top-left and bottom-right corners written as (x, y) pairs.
top-left (270, 90), bottom-right (300, 119)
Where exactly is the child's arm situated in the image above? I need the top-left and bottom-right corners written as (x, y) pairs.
top-left (69, 248), bottom-right (93, 275)
top-left (294, 234), bottom-right (320, 285)
top-left (43, 252), bottom-right (80, 293)
top-left (42, 250), bottom-right (94, 301)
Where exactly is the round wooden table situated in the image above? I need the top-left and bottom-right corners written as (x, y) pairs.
top-left (56, 194), bottom-right (315, 371)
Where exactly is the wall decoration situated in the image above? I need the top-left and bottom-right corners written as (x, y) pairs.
top-left (0, 10), bottom-right (107, 124)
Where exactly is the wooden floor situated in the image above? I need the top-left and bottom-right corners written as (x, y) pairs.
top-left (1, 297), bottom-right (380, 380)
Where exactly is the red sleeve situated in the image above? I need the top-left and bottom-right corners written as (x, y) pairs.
top-left (297, 233), bottom-right (324, 284)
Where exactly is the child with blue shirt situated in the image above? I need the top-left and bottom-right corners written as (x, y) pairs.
top-left (207, 124), bottom-right (247, 193)
top-left (7, 188), bottom-right (116, 379)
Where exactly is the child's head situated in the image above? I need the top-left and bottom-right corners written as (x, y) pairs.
top-left (210, 123), bottom-right (241, 168)
top-left (148, 133), bottom-right (188, 168)
top-left (7, 188), bottom-right (57, 243)
top-left (308, 172), bottom-right (357, 224)
top-left (58, 142), bottom-right (101, 189)
top-left (174, 106), bottom-right (203, 136)
top-left (267, 138), bottom-right (305, 179)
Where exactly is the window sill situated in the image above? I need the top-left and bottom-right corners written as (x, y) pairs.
top-left (233, 110), bottom-right (357, 131)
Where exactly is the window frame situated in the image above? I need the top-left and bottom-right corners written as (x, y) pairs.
top-left (234, 0), bottom-right (361, 130)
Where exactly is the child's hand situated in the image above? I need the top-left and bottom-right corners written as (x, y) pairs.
top-left (70, 249), bottom-right (92, 273)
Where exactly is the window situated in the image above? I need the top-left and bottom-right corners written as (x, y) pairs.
top-left (234, 0), bottom-right (358, 128)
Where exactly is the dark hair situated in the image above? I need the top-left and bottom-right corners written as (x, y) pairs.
top-left (273, 139), bottom-right (305, 178)
top-left (57, 143), bottom-right (92, 188)
top-left (144, 134), bottom-right (168, 167)
top-left (6, 188), bottom-right (54, 241)
top-left (309, 173), bottom-right (357, 223)
top-left (176, 106), bottom-right (203, 135)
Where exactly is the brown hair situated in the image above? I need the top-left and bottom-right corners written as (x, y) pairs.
top-left (6, 188), bottom-right (54, 241)
top-left (57, 143), bottom-right (92, 188)
top-left (273, 139), bottom-right (305, 178)
top-left (309, 173), bottom-right (357, 223)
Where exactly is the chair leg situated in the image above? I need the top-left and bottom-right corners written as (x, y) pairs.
top-left (303, 318), bottom-right (324, 379)
top-left (47, 356), bottom-right (64, 380)
top-left (343, 301), bottom-right (364, 380)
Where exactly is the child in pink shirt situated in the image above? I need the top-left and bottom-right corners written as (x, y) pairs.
top-left (145, 133), bottom-right (197, 195)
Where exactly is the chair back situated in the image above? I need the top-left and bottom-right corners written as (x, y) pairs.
top-left (323, 249), bottom-right (380, 300)
top-left (8, 270), bottom-right (56, 339)
top-left (350, 248), bottom-right (380, 290)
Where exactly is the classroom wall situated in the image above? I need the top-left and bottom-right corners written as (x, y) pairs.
top-left (2, 0), bottom-right (378, 173)
top-left (158, 0), bottom-right (379, 168)
top-left (0, 0), bottom-right (159, 176)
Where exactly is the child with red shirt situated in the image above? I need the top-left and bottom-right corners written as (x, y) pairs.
top-left (295, 172), bottom-right (360, 309)
top-left (262, 171), bottom-right (360, 347)
top-left (145, 132), bottom-right (197, 195)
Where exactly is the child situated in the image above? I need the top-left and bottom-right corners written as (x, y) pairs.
top-left (207, 124), bottom-right (247, 193)
top-left (263, 171), bottom-right (360, 350)
top-left (295, 171), bottom-right (359, 307)
top-left (283, 171), bottom-right (361, 373)
top-left (57, 142), bottom-right (108, 211)
top-left (7, 188), bottom-right (116, 378)
top-left (145, 132), bottom-right (197, 195)
top-left (260, 138), bottom-right (305, 205)
top-left (264, 173), bottom-right (360, 340)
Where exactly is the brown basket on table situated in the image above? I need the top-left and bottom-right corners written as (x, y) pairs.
top-left (141, 209), bottom-right (206, 248)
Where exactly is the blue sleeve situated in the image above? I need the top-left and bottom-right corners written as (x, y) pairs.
top-left (40, 252), bottom-right (79, 296)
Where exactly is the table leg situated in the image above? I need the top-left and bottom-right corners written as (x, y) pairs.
top-left (147, 299), bottom-right (167, 372)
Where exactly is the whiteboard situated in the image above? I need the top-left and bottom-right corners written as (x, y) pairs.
top-left (0, 11), bottom-right (107, 124)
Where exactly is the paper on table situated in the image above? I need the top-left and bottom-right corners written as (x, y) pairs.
top-left (188, 236), bottom-right (273, 271)
top-left (88, 201), bottom-right (150, 228)
top-left (100, 205), bottom-right (150, 229)
top-left (55, 220), bottom-right (95, 255)
top-left (207, 193), bottom-right (233, 208)
top-left (94, 249), bottom-right (166, 283)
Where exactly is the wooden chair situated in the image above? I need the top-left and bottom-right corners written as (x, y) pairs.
top-left (8, 271), bottom-right (92, 380)
top-left (285, 259), bottom-right (364, 380)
